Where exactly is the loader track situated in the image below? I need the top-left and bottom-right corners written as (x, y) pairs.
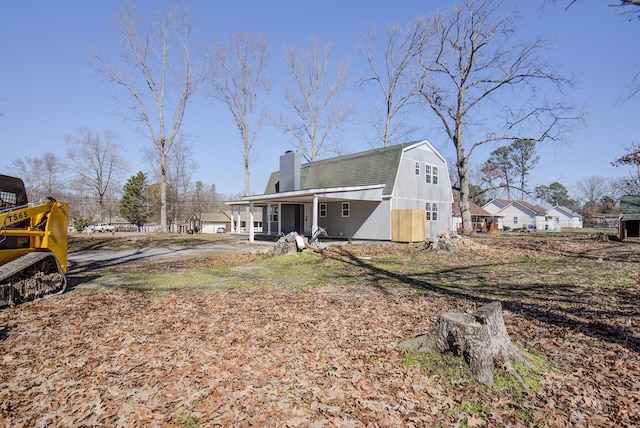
top-left (0, 252), bottom-right (67, 308)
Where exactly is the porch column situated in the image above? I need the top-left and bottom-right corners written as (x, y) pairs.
top-left (267, 204), bottom-right (272, 235)
top-left (236, 210), bottom-right (241, 233)
top-left (278, 203), bottom-right (282, 235)
top-left (248, 203), bottom-right (254, 243)
top-left (230, 206), bottom-right (235, 232)
top-left (312, 195), bottom-right (319, 237)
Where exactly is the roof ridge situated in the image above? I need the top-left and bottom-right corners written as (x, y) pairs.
top-left (301, 141), bottom-right (419, 167)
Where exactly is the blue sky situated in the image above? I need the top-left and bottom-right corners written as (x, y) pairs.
top-left (1, 1), bottom-right (639, 199)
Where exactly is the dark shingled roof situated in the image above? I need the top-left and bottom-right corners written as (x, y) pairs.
top-left (264, 142), bottom-right (420, 196)
top-left (620, 195), bottom-right (640, 214)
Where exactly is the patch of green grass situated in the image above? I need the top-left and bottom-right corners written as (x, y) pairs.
top-left (402, 351), bottom-right (474, 386)
top-left (177, 411), bottom-right (198, 427)
top-left (369, 354), bottom-right (389, 368)
top-left (458, 400), bottom-right (484, 414)
top-left (493, 354), bottom-right (547, 401)
top-left (75, 252), bottom-right (345, 291)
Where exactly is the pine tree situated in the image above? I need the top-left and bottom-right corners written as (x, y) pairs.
top-left (120, 172), bottom-right (152, 228)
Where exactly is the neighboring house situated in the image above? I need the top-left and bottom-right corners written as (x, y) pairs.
top-left (452, 197), bottom-right (497, 233)
top-left (619, 195), bottom-right (640, 239)
top-left (541, 205), bottom-right (583, 230)
top-left (483, 199), bottom-right (546, 231)
top-left (483, 199), bottom-right (583, 231)
top-left (228, 141), bottom-right (453, 242)
top-left (188, 212), bottom-right (230, 234)
top-left (188, 210), bottom-right (263, 234)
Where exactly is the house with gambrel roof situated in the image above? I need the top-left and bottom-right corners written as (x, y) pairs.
top-left (228, 141), bottom-right (453, 242)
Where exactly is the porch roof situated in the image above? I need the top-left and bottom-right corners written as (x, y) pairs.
top-left (226, 184), bottom-right (386, 206)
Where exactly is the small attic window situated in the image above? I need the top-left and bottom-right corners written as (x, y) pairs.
top-left (275, 181), bottom-right (280, 193)
top-left (415, 162), bottom-right (420, 175)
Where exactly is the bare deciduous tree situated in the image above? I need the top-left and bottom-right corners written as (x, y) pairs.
top-left (417, 0), bottom-right (579, 234)
top-left (10, 152), bottom-right (66, 200)
top-left (66, 127), bottom-right (126, 221)
top-left (274, 37), bottom-right (353, 162)
top-left (358, 19), bottom-right (426, 147)
top-left (210, 32), bottom-right (270, 196)
top-left (574, 175), bottom-right (610, 213)
top-left (89, 3), bottom-right (209, 232)
top-left (612, 142), bottom-right (640, 193)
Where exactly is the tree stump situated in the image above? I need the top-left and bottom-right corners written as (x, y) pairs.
top-left (400, 301), bottom-right (528, 385)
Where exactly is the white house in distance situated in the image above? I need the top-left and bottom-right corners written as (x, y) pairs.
top-left (541, 205), bottom-right (583, 229)
top-left (483, 199), bottom-right (582, 231)
top-left (483, 199), bottom-right (545, 231)
top-left (228, 141), bottom-right (454, 242)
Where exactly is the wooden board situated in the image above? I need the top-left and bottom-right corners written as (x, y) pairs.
top-left (391, 209), bottom-right (426, 242)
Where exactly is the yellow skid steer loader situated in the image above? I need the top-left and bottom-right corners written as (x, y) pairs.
top-left (0, 174), bottom-right (68, 307)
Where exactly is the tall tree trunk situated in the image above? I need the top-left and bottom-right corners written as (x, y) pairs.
top-left (160, 147), bottom-right (168, 233)
top-left (244, 149), bottom-right (251, 197)
top-left (457, 139), bottom-right (473, 235)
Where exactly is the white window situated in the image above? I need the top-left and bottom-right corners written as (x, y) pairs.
top-left (415, 162), bottom-right (420, 175)
top-left (319, 203), bottom-right (327, 217)
top-left (513, 216), bottom-right (518, 225)
top-left (342, 202), bottom-right (350, 217)
top-left (270, 206), bottom-right (279, 222)
top-left (425, 165), bottom-right (438, 184)
top-left (426, 202), bottom-right (438, 221)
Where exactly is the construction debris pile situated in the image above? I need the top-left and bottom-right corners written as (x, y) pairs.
top-left (273, 232), bottom-right (306, 255)
top-left (273, 228), bottom-right (329, 256)
top-left (422, 233), bottom-right (488, 252)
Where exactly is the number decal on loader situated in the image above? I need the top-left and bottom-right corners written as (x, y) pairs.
top-left (10, 211), bottom-right (28, 222)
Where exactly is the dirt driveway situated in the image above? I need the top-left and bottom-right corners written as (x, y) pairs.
top-left (67, 238), bottom-right (273, 273)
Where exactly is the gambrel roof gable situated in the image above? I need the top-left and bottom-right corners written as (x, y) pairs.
top-left (264, 141), bottom-right (443, 196)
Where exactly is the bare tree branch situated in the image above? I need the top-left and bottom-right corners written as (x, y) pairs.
top-left (274, 37), bottom-right (353, 162)
top-left (357, 19), bottom-right (426, 147)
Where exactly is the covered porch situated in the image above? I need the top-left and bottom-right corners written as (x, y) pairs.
top-left (226, 184), bottom-right (386, 243)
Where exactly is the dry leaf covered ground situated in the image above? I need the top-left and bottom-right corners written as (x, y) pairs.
top-left (0, 233), bottom-right (639, 427)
